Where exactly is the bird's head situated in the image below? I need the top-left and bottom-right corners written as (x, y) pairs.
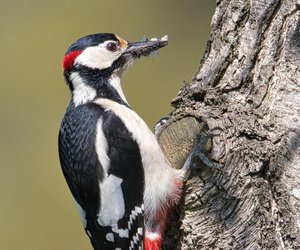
top-left (62, 33), bottom-right (168, 93)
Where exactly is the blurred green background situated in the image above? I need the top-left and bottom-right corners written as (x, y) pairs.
top-left (0, 1), bottom-right (215, 249)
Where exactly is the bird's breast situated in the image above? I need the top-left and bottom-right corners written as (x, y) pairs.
top-left (93, 98), bottom-right (165, 168)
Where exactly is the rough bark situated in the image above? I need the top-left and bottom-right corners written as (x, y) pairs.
top-left (157, 1), bottom-right (300, 249)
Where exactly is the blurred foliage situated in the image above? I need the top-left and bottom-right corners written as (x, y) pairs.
top-left (0, 0), bottom-right (215, 249)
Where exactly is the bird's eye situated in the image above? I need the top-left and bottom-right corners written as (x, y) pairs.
top-left (106, 42), bottom-right (119, 52)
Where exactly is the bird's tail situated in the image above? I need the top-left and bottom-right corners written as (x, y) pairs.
top-left (144, 177), bottom-right (183, 250)
top-left (143, 197), bottom-right (170, 250)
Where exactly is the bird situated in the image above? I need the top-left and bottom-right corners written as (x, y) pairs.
top-left (58, 33), bottom-right (185, 250)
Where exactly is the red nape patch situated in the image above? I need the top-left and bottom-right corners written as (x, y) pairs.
top-left (144, 236), bottom-right (162, 250)
top-left (62, 50), bottom-right (83, 71)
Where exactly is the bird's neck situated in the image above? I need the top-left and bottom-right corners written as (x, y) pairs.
top-left (107, 74), bottom-right (128, 104)
top-left (70, 69), bottom-right (129, 107)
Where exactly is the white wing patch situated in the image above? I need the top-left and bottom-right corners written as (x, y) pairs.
top-left (95, 117), bottom-right (110, 177)
top-left (96, 118), bottom-right (126, 227)
top-left (98, 174), bottom-right (125, 226)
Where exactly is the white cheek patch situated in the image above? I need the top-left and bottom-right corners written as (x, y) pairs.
top-left (74, 45), bottom-right (122, 70)
top-left (70, 72), bottom-right (97, 106)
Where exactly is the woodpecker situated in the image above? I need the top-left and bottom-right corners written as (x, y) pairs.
top-left (58, 33), bottom-right (184, 250)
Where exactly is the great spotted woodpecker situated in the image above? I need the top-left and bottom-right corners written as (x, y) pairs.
top-left (58, 33), bottom-right (185, 250)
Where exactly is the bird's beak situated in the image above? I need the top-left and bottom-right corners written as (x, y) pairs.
top-left (124, 35), bottom-right (168, 58)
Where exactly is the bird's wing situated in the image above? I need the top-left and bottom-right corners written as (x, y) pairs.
top-left (59, 104), bottom-right (145, 250)
top-left (96, 109), bottom-right (145, 249)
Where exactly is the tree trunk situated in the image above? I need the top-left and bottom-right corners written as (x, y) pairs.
top-left (157, 1), bottom-right (300, 249)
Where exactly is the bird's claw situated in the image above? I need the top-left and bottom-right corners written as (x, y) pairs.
top-left (182, 128), bottom-right (223, 176)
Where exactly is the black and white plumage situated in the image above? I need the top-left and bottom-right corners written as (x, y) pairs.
top-left (58, 33), bottom-right (183, 250)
